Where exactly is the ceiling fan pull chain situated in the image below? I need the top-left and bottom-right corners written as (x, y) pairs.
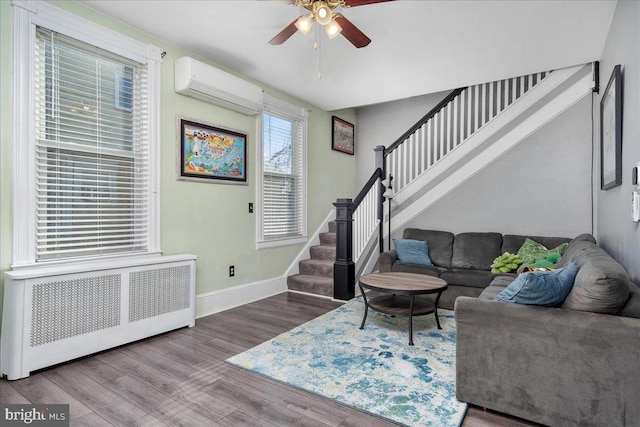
top-left (315, 24), bottom-right (322, 79)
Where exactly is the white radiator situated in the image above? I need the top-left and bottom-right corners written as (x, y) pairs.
top-left (1, 254), bottom-right (196, 380)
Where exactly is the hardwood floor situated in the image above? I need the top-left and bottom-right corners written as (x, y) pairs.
top-left (1, 292), bottom-right (541, 426)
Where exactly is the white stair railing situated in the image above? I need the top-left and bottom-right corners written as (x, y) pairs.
top-left (386, 71), bottom-right (551, 194)
top-left (353, 180), bottom-right (380, 262)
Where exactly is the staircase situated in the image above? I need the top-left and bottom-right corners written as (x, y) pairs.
top-left (287, 221), bottom-right (336, 297)
top-left (287, 63), bottom-right (596, 301)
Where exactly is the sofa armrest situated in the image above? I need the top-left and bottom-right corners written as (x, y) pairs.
top-left (454, 297), bottom-right (640, 426)
top-left (378, 250), bottom-right (397, 272)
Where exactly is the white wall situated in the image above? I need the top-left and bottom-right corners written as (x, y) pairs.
top-left (594, 0), bottom-right (640, 285)
top-left (355, 91), bottom-right (449, 188)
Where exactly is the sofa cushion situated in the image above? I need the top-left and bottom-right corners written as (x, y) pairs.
top-left (393, 238), bottom-right (432, 266)
top-left (620, 283), bottom-right (640, 319)
top-left (556, 234), bottom-right (597, 268)
top-left (479, 275), bottom-right (515, 300)
top-left (496, 262), bottom-right (579, 306)
top-left (403, 228), bottom-right (454, 269)
top-left (559, 239), bottom-right (631, 314)
top-left (440, 269), bottom-right (495, 289)
top-left (516, 238), bottom-right (568, 264)
top-left (502, 235), bottom-right (571, 257)
top-left (451, 232), bottom-right (502, 270)
top-left (391, 263), bottom-right (445, 277)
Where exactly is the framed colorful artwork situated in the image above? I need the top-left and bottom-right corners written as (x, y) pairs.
top-left (177, 117), bottom-right (247, 184)
top-left (600, 64), bottom-right (622, 190)
top-left (332, 116), bottom-right (355, 155)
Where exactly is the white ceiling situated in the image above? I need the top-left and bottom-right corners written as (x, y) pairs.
top-left (82, 0), bottom-right (617, 111)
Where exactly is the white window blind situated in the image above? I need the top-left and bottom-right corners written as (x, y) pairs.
top-left (34, 27), bottom-right (149, 260)
top-left (259, 99), bottom-right (307, 245)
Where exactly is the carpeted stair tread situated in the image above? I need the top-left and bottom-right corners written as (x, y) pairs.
top-left (319, 232), bottom-right (336, 245)
top-left (328, 221), bottom-right (337, 233)
top-left (287, 274), bottom-right (333, 297)
top-left (299, 259), bottom-right (334, 277)
top-left (310, 244), bottom-right (335, 261)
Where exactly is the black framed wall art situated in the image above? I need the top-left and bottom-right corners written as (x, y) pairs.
top-left (332, 116), bottom-right (354, 155)
top-left (600, 64), bottom-right (622, 190)
top-left (177, 117), bottom-right (248, 185)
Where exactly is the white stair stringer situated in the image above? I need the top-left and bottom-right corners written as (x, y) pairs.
top-left (387, 66), bottom-right (595, 236)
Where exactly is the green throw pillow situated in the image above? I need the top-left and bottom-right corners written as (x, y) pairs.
top-left (516, 238), bottom-right (568, 264)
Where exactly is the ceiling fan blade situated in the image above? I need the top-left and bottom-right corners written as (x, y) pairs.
top-left (269, 19), bottom-right (299, 45)
top-left (344, 0), bottom-right (393, 7)
top-left (335, 15), bottom-right (371, 48)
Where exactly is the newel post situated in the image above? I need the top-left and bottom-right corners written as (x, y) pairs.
top-left (375, 145), bottom-right (386, 254)
top-left (333, 198), bottom-right (355, 300)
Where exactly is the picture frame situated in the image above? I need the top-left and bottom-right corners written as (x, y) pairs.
top-left (600, 64), bottom-right (623, 190)
top-left (332, 116), bottom-right (355, 155)
top-left (177, 117), bottom-right (248, 184)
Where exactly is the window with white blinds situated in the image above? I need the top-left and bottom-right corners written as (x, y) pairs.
top-left (33, 27), bottom-right (149, 260)
top-left (258, 97), bottom-right (307, 248)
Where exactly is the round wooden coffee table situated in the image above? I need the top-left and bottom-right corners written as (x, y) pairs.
top-left (358, 272), bottom-right (448, 346)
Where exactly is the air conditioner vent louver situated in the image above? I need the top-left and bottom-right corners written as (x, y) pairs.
top-left (174, 56), bottom-right (263, 115)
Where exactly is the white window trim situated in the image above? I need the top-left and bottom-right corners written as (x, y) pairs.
top-left (11, 0), bottom-right (163, 269)
top-left (256, 94), bottom-right (309, 250)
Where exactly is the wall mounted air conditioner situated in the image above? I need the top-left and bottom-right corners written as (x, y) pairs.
top-left (175, 56), bottom-right (263, 115)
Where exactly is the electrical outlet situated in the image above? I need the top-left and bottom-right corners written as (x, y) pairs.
top-left (229, 265), bottom-right (235, 277)
top-left (248, 203), bottom-right (253, 213)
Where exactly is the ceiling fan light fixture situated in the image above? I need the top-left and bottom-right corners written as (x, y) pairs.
top-left (295, 14), bottom-right (314, 35)
top-left (325, 19), bottom-right (342, 38)
top-left (314, 1), bottom-right (333, 26)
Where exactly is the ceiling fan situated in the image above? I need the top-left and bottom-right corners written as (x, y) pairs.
top-left (269, 0), bottom-right (392, 48)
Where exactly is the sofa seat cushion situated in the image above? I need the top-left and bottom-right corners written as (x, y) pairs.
top-left (620, 283), bottom-right (640, 319)
top-left (440, 269), bottom-right (494, 289)
top-left (391, 263), bottom-right (445, 277)
top-left (559, 239), bottom-right (631, 314)
top-left (451, 232), bottom-right (502, 270)
top-left (402, 228), bottom-right (454, 269)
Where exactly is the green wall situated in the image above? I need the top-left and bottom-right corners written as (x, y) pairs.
top-left (0, 1), bottom-right (356, 313)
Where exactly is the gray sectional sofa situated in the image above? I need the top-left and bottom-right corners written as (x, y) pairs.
top-left (378, 228), bottom-right (640, 426)
top-left (378, 227), bottom-right (572, 310)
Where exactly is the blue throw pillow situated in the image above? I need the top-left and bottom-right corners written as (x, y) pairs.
top-left (393, 238), bottom-right (432, 266)
top-left (495, 262), bottom-right (579, 306)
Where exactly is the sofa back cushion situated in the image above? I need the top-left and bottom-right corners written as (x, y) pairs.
top-left (620, 283), bottom-right (640, 318)
top-left (451, 232), bottom-right (502, 270)
top-left (403, 228), bottom-right (454, 269)
top-left (559, 238), bottom-right (631, 314)
top-left (502, 235), bottom-right (572, 257)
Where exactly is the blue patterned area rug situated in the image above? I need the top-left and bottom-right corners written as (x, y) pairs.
top-left (226, 298), bottom-right (467, 426)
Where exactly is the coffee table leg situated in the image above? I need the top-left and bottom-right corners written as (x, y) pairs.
top-left (359, 283), bottom-right (368, 330)
top-left (434, 291), bottom-right (443, 330)
top-left (408, 295), bottom-right (415, 346)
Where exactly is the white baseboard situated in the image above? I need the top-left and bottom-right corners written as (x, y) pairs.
top-left (195, 276), bottom-right (287, 318)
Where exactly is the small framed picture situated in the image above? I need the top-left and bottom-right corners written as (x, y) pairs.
top-left (332, 116), bottom-right (354, 155)
top-left (177, 117), bottom-right (248, 184)
top-left (600, 64), bottom-right (622, 190)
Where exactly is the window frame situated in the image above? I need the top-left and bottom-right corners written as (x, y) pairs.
top-left (11, 0), bottom-right (163, 268)
top-left (257, 94), bottom-right (308, 249)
